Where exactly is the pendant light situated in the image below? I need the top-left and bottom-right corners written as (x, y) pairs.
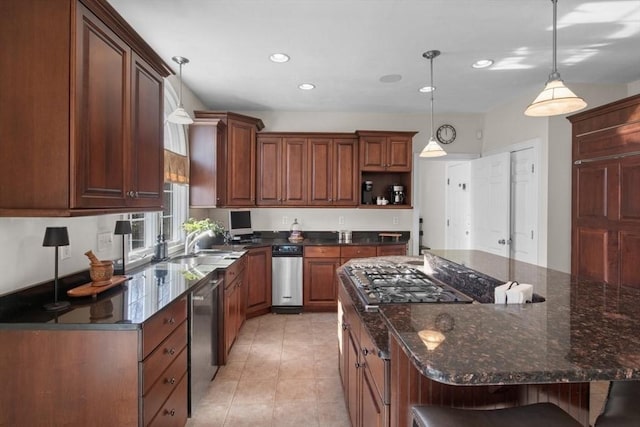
top-left (420, 50), bottom-right (446, 158)
top-left (525, 0), bottom-right (586, 117)
top-left (167, 56), bottom-right (194, 124)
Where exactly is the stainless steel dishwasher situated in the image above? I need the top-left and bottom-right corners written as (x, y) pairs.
top-left (189, 274), bottom-right (222, 416)
top-left (271, 244), bottom-right (303, 313)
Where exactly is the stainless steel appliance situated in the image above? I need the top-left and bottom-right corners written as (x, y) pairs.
top-left (390, 184), bottom-right (405, 204)
top-left (344, 262), bottom-right (473, 311)
top-left (189, 274), bottom-right (222, 415)
top-left (362, 180), bottom-right (373, 204)
top-left (272, 244), bottom-right (303, 313)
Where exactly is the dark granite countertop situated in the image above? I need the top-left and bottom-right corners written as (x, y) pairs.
top-left (339, 250), bottom-right (640, 386)
top-left (0, 255), bottom-right (244, 329)
top-left (229, 230), bottom-right (410, 248)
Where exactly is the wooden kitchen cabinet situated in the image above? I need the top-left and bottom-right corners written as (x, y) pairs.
top-left (339, 283), bottom-right (389, 427)
top-left (340, 245), bottom-right (378, 264)
top-left (222, 255), bottom-right (247, 363)
top-left (245, 246), bottom-right (272, 318)
top-left (308, 136), bottom-right (359, 206)
top-left (568, 94), bottom-right (640, 286)
top-left (0, 0), bottom-right (169, 216)
top-left (0, 296), bottom-right (188, 427)
top-left (303, 246), bottom-right (341, 311)
top-left (358, 131), bottom-right (415, 172)
top-left (192, 112), bottom-right (265, 207)
top-left (376, 244), bottom-right (407, 257)
top-left (256, 135), bottom-right (307, 205)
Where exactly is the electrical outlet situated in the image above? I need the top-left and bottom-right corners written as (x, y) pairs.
top-left (338, 216), bottom-right (345, 225)
top-left (282, 216), bottom-right (289, 225)
top-left (97, 232), bottom-right (113, 252)
top-left (60, 246), bottom-right (71, 260)
top-left (392, 216), bottom-right (399, 225)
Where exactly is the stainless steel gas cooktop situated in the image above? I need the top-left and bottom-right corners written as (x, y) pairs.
top-left (344, 262), bottom-right (474, 311)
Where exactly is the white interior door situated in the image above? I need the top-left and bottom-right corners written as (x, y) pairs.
top-left (510, 148), bottom-right (539, 264)
top-left (470, 152), bottom-right (511, 257)
top-left (445, 162), bottom-right (471, 249)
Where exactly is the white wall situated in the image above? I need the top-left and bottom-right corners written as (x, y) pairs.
top-left (629, 80), bottom-right (640, 95)
top-left (482, 83), bottom-right (629, 272)
top-left (0, 80), bottom-right (206, 296)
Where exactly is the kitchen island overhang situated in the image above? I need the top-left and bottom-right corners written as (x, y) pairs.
top-left (337, 250), bottom-right (640, 427)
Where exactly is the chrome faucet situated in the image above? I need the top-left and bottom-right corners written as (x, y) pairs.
top-left (184, 229), bottom-right (215, 255)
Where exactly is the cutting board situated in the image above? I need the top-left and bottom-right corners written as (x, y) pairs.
top-left (67, 275), bottom-right (130, 298)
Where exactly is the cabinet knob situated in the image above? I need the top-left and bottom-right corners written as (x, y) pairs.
top-left (355, 362), bottom-right (364, 368)
top-left (362, 348), bottom-right (369, 356)
top-left (166, 348), bottom-right (176, 356)
top-left (166, 377), bottom-right (176, 385)
top-left (167, 317), bottom-right (176, 325)
top-left (342, 323), bottom-right (348, 331)
top-left (165, 409), bottom-right (176, 417)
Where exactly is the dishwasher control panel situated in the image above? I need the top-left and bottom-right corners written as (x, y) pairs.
top-left (272, 244), bottom-right (303, 257)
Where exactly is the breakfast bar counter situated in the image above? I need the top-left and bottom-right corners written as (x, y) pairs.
top-left (337, 250), bottom-right (640, 427)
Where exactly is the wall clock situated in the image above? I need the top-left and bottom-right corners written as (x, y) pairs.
top-left (436, 124), bottom-right (456, 144)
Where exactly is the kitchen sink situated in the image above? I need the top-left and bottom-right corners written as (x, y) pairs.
top-left (168, 251), bottom-right (243, 266)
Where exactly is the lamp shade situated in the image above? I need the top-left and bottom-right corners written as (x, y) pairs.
top-left (42, 227), bottom-right (69, 247)
top-left (114, 220), bottom-right (132, 235)
top-left (524, 79), bottom-right (587, 117)
top-left (167, 107), bottom-right (194, 125)
top-left (420, 138), bottom-right (447, 158)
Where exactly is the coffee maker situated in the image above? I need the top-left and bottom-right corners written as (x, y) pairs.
top-left (390, 185), bottom-right (405, 205)
top-left (362, 181), bottom-right (373, 204)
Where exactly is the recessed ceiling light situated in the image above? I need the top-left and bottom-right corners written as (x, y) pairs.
top-left (419, 86), bottom-right (435, 93)
top-left (269, 53), bottom-right (290, 63)
top-left (472, 59), bottom-right (494, 69)
top-left (298, 83), bottom-right (315, 90)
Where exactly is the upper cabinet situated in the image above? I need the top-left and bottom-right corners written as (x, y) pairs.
top-left (0, 0), bottom-right (170, 216)
top-left (256, 133), bottom-right (359, 207)
top-left (358, 130), bottom-right (415, 172)
top-left (192, 112), bottom-right (265, 207)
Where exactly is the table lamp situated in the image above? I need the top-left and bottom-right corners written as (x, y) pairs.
top-left (114, 220), bottom-right (132, 275)
top-left (42, 227), bottom-right (71, 311)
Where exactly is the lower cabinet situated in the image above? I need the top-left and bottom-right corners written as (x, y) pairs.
top-left (303, 246), bottom-right (341, 311)
top-left (376, 244), bottom-right (407, 257)
top-left (246, 246), bottom-right (272, 318)
top-left (222, 255), bottom-right (247, 363)
top-left (339, 283), bottom-right (389, 427)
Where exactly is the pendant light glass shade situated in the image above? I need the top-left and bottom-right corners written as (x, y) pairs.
top-left (168, 56), bottom-right (194, 125)
top-left (525, 0), bottom-right (586, 117)
top-left (420, 50), bottom-right (446, 158)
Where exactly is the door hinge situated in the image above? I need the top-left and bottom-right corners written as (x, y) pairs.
top-left (531, 164), bottom-right (535, 174)
top-left (447, 178), bottom-right (450, 185)
top-left (531, 230), bottom-right (534, 239)
top-left (447, 219), bottom-right (450, 226)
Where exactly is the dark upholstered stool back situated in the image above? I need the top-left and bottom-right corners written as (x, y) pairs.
top-left (412, 403), bottom-right (583, 427)
top-left (594, 380), bottom-right (640, 427)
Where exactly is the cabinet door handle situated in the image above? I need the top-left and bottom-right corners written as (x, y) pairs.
top-left (166, 377), bottom-right (176, 385)
top-left (167, 317), bottom-right (176, 325)
top-left (165, 409), bottom-right (176, 417)
top-left (166, 348), bottom-right (176, 356)
top-left (362, 348), bottom-right (369, 356)
top-left (355, 362), bottom-right (364, 368)
top-left (342, 323), bottom-right (348, 331)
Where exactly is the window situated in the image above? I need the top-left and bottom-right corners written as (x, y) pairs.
top-left (127, 80), bottom-right (189, 263)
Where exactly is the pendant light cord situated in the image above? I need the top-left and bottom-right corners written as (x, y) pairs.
top-left (550, 0), bottom-right (559, 80)
top-left (430, 55), bottom-right (435, 140)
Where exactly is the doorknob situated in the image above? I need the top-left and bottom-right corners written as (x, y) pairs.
top-left (498, 239), bottom-right (506, 245)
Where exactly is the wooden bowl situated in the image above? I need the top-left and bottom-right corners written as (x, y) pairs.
top-left (90, 260), bottom-right (114, 286)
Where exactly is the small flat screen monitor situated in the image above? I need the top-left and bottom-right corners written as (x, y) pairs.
top-left (228, 209), bottom-right (253, 237)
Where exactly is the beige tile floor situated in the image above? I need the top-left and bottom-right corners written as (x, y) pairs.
top-left (187, 311), bottom-right (610, 427)
top-left (187, 312), bottom-right (350, 427)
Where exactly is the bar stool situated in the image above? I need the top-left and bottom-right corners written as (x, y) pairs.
top-left (594, 380), bottom-right (640, 427)
top-left (412, 403), bottom-right (583, 427)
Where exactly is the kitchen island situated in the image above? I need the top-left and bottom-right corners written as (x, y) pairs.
top-left (337, 250), bottom-right (640, 427)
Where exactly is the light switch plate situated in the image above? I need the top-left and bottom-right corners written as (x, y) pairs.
top-left (97, 232), bottom-right (113, 252)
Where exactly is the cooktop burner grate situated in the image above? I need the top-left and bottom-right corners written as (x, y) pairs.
top-left (345, 263), bottom-right (474, 309)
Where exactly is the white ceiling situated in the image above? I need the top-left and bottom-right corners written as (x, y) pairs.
top-left (108, 0), bottom-right (640, 114)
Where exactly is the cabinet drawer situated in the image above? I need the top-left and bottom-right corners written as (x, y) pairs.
top-left (360, 326), bottom-right (387, 403)
top-left (142, 321), bottom-right (188, 395)
top-left (305, 246), bottom-right (340, 257)
top-left (340, 245), bottom-right (377, 259)
top-left (143, 347), bottom-right (187, 425)
top-left (376, 244), bottom-right (406, 256)
top-left (225, 257), bottom-right (246, 284)
top-left (146, 371), bottom-right (188, 427)
top-left (142, 298), bottom-right (187, 359)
